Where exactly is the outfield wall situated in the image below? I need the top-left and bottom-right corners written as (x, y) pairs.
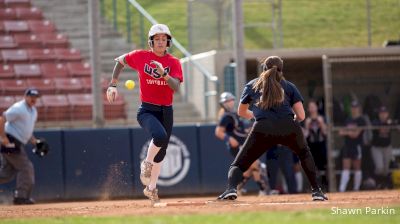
top-left (0, 124), bottom-right (255, 202)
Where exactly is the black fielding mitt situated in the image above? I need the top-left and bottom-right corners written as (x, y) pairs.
top-left (32, 138), bottom-right (50, 157)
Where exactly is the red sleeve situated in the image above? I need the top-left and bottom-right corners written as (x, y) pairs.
top-left (171, 58), bottom-right (183, 82)
top-left (124, 50), bottom-right (141, 70)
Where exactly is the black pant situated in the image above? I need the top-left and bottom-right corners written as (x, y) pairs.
top-left (229, 118), bottom-right (320, 190)
top-left (137, 102), bottom-right (173, 163)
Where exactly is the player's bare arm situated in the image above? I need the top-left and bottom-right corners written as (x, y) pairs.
top-left (215, 126), bottom-right (239, 148)
top-left (0, 116), bottom-right (10, 145)
top-left (151, 60), bottom-right (180, 92)
top-left (238, 103), bottom-right (254, 120)
top-left (292, 101), bottom-right (305, 121)
top-left (163, 75), bottom-right (180, 92)
top-left (110, 54), bottom-right (127, 84)
top-left (106, 55), bottom-right (126, 103)
top-left (30, 136), bottom-right (38, 145)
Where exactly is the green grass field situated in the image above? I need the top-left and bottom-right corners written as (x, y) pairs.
top-left (2, 207), bottom-right (399, 224)
top-left (101, 0), bottom-right (400, 51)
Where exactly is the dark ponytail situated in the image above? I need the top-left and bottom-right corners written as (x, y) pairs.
top-left (253, 56), bottom-right (284, 110)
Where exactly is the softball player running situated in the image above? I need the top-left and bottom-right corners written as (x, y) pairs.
top-left (217, 56), bottom-right (327, 201)
top-left (106, 24), bottom-right (183, 204)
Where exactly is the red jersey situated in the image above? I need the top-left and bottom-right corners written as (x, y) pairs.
top-left (125, 50), bottom-right (183, 106)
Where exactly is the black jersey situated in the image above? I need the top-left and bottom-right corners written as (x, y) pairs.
top-left (240, 79), bottom-right (304, 121)
top-left (344, 116), bottom-right (366, 146)
top-left (371, 119), bottom-right (391, 147)
top-left (218, 112), bottom-right (249, 145)
top-left (306, 118), bottom-right (326, 143)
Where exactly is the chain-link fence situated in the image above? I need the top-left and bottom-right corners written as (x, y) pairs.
top-left (322, 55), bottom-right (400, 192)
top-left (187, 0), bottom-right (282, 53)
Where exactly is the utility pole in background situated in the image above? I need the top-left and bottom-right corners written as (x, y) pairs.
top-left (233, 0), bottom-right (246, 100)
top-left (89, 0), bottom-right (104, 127)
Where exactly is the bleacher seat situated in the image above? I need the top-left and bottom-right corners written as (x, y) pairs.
top-left (40, 63), bottom-right (69, 78)
top-left (41, 94), bottom-right (70, 121)
top-left (4, 0), bottom-right (31, 8)
top-left (27, 20), bottom-right (55, 33)
top-left (0, 64), bottom-right (14, 79)
top-left (0, 0), bottom-right (126, 122)
top-left (0, 35), bottom-right (17, 48)
top-left (103, 94), bottom-right (126, 119)
top-left (0, 8), bottom-right (17, 20)
top-left (26, 78), bottom-right (56, 94)
top-left (0, 22), bottom-right (5, 34)
top-left (0, 95), bottom-right (15, 112)
top-left (1, 49), bottom-right (28, 63)
top-left (67, 62), bottom-right (91, 77)
top-left (4, 20), bottom-right (29, 33)
top-left (27, 48), bottom-right (56, 62)
top-left (16, 7), bottom-right (42, 20)
top-left (80, 77), bottom-right (109, 93)
top-left (13, 63), bottom-right (41, 78)
top-left (54, 77), bottom-right (83, 93)
top-left (54, 48), bottom-right (82, 61)
top-left (67, 93), bottom-right (92, 120)
top-left (40, 33), bottom-right (69, 48)
top-left (13, 33), bottom-right (42, 48)
top-left (0, 79), bottom-right (27, 95)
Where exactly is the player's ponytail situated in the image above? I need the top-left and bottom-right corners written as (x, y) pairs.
top-left (253, 56), bottom-right (284, 110)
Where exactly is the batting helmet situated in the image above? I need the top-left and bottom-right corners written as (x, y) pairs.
top-left (148, 24), bottom-right (172, 47)
top-left (219, 92), bottom-right (235, 104)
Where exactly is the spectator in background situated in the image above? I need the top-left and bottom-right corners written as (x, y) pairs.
top-left (338, 100), bottom-right (366, 192)
top-left (303, 100), bottom-right (327, 187)
top-left (371, 106), bottom-right (393, 188)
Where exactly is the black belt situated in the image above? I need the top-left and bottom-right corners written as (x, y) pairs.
top-left (0, 134), bottom-right (23, 154)
top-left (141, 102), bottom-right (172, 112)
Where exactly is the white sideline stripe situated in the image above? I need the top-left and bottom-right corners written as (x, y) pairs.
top-left (257, 201), bottom-right (351, 206)
top-left (154, 200), bottom-right (352, 207)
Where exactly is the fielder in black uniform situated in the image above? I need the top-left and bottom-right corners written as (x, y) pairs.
top-left (215, 92), bottom-right (267, 195)
top-left (217, 56), bottom-right (327, 201)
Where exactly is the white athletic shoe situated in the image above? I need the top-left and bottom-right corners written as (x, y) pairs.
top-left (140, 160), bottom-right (152, 186)
top-left (143, 187), bottom-right (160, 204)
top-left (258, 190), bottom-right (267, 196)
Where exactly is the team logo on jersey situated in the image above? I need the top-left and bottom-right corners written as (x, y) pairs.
top-left (140, 135), bottom-right (190, 186)
top-left (144, 63), bottom-right (170, 79)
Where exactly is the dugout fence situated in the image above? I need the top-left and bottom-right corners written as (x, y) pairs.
top-left (322, 55), bottom-right (400, 192)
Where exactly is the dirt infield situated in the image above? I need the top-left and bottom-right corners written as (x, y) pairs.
top-left (0, 190), bottom-right (399, 219)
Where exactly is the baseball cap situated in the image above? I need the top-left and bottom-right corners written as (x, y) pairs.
top-left (351, 100), bottom-right (360, 107)
top-left (25, 88), bottom-right (40, 97)
top-left (378, 106), bottom-right (388, 113)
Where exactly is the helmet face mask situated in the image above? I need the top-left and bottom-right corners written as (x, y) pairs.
top-left (148, 24), bottom-right (172, 48)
